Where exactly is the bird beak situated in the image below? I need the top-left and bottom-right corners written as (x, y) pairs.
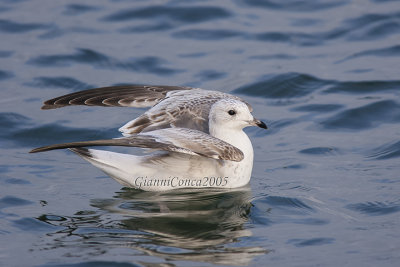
top-left (251, 118), bottom-right (268, 129)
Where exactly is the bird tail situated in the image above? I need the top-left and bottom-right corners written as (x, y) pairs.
top-left (69, 148), bottom-right (145, 187)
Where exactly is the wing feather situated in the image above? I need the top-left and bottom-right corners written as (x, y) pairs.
top-left (41, 85), bottom-right (193, 109)
top-left (40, 84), bottom-right (253, 135)
top-left (119, 89), bottom-right (253, 134)
top-left (30, 128), bottom-right (244, 162)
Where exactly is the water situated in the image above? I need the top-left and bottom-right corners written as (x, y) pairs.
top-left (0, 0), bottom-right (399, 266)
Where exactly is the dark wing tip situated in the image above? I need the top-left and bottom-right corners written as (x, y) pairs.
top-left (38, 85), bottom-right (194, 110)
top-left (41, 98), bottom-right (66, 110)
top-left (30, 147), bottom-right (51, 153)
top-left (41, 105), bottom-right (62, 110)
top-left (29, 140), bottom-right (100, 153)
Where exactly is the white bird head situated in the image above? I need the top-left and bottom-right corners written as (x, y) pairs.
top-left (209, 99), bottom-right (267, 131)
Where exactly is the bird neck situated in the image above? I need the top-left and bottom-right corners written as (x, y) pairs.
top-left (210, 124), bottom-right (254, 161)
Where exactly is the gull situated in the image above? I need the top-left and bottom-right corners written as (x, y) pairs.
top-left (30, 85), bottom-right (267, 191)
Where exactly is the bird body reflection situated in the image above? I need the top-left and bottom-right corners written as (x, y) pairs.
top-left (38, 186), bottom-right (268, 265)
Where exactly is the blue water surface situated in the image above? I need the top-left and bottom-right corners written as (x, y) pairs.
top-left (0, 0), bottom-right (399, 266)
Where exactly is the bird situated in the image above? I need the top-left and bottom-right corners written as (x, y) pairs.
top-left (30, 85), bottom-right (267, 191)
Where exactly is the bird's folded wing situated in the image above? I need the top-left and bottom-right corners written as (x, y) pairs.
top-left (41, 85), bottom-right (193, 110)
top-left (30, 128), bottom-right (244, 162)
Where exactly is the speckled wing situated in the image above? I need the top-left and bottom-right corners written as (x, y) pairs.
top-left (40, 84), bottom-right (253, 134)
top-left (119, 89), bottom-right (253, 134)
top-left (41, 85), bottom-right (193, 110)
top-left (30, 128), bottom-right (244, 162)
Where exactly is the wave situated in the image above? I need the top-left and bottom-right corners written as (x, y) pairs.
top-left (299, 147), bottom-right (339, 155)
top-left (323, 80), bottom-right (400, 94)
top-left (63, 4), bottom-right (98, 16)
top-left (102, 6), bottom-right (231, 23)
top-left (236, 72), bottom-right (400, 100)
top-left (0, 69), bottom-right (13, 80)
top-left (0, 112), bottom-right (115, 148)
top-left (236, 0), bottom-right (347, 11)
top-left (173, 29), bottom-right (241, 40)
top-left (366, 140), bottom-right (400, 160)
top-left (235, 73), bottom-right (328, 98)
top-left (338, 44), bottom-right (400, 63)
top-left (321, 100), bottom-right (400, 130)
top-left (26, 76), bottom-right (94, 90)
top-left (346, 201), bottom-right (400, 216)
top-left (28, 48), bottom-right (182, 75)
top-left (0, 19), bottom-right (48, 33)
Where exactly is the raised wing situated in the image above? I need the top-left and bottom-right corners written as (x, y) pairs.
top-left (119, 89), bottom-right (253, 134)
top-left (41, 85), bottom-right (193, 110)
top-left (40, 84), bottom-right (253, 135)
top-left (30, 128), bottom-right (244, 162)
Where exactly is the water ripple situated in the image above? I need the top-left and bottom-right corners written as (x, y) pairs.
top-left (249, 53), bottom-right (297, 60)
top-left (250, 195), bottom-right (328, 227)
top-left (253, 31), bottom-right (321, 46)
top-left (259, 195), bottom-right (313, 210)
top-left (322, 11), bottom-right (400, 41)
top-left (235, 73), bottom-right (328, 98)
top-left (0, 19), bottom-right (49, 33)
top-left (366, 140), bottom-right (400, 160)
top-left (0, 196), bottom-right (33, 209)
top-left (12, 124), bottom-right (116, 148)
top-left (244, 11), bottom-right (400, 46)
top-left (291, 104), bottom-right (343, 113)
top-left (63, 4), bottom-right (99, 16)
top-left (290, 18), bottom-right (323, 27)
top-left (28, 48), bottom-right (110, 67)
top-left (236, 0), bottom-right (347, 11)
top-left (121, 23), bottom-right (174, 33)
top-left (264, 118), bottom-right (298, 135)
top-left (13, 217), bottom-right (59, 232)
top-left (0, 112), bottom-right (32, 130)
top-left (103, 6), bottom-right (231, 23)
top-left (26, 76), bottom-right (94, 90)
top-left (0, 50), bottom-right (13, 58)
top-left (28, 48), bottom-right (182, 75)
top-left (323, 79), bottom-right (400, 94)
top-left (34, 188), bottom-right (266, 266)
top-left (3, 178), bottom-right (30, 185)
top-left (0, 112), bottom-right (115, 148)
top-left (0, 6), bottom-right (10, 13)
top-left (345, 20), bottom-right (400, 41)
top-left (299, 147), bottom-right (339, 156)
top-left (173, 29), bottom-right (242, 40)
top-left (252, 195), bottom-right (314, 217)
top-left (345, 12), bottom-right (400, 40)
top-left (39, 26), bottom-right (102, 39)
top-left (0, 69), bottom-right (13, 80)
top-left (287, 237), bottom-right (335, 247)
top-left (338, 45), bottom-right (400, 63)
top-left (321, 100), bottom-right (400, 130)
top-left (195, 70), bottom-right (227, 80)
top-left (346, 201), bottom-right (400, 216)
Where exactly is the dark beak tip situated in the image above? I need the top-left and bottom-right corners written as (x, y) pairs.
top-left (257, 121), bottom-right (268, 129)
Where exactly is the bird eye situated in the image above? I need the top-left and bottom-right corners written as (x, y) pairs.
top-left (228, 110), bottom-right (236, 116)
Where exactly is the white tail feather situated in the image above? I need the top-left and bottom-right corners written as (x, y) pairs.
top-left (70, 148), bottom-right (146, 187)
